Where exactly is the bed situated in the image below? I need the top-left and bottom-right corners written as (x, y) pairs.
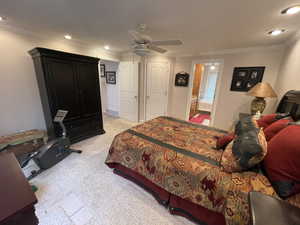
top-left (105, 90), bottom-right (300, 225)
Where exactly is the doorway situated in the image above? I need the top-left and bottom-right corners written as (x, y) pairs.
top-left (145, 62), bottom-right (170, 121)
top-left (119, 61), bottom-right (139, 122)
top-left (187, 61), bottom-right (223, 126)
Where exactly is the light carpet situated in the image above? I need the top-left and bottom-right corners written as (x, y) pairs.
top-left (32, 115), bottom-right (194, 225)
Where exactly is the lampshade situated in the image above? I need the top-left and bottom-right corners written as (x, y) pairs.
top-left (247, 82), bottom-right (277, 98)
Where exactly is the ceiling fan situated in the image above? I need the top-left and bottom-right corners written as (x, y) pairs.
top-left (129, 24), bottom-right (183, 56)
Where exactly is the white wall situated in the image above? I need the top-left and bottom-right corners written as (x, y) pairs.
top-left (169, 46), bottom-right (285, 130)
top-left (0, 24), bottom-right (290, 135)
top-left (275, 35), bottom-right (300, 99)
top-left (100, 60), bottom-right (120, 116)
top-left (0, 26), bottom-right (120, 136)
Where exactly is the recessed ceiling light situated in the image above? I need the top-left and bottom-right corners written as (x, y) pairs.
top-left (104, 45), bottom-right (110, 50)
top-left (282, 6), bottom-right (300, 15)
top-left (0, 16), bottom-right (6, 21)
top-left (64, 34), bottom-right (72, 40)
top-left (268, 29), bottom-right (285, 36)
top-left (210, 65), bottom-right (216, 70)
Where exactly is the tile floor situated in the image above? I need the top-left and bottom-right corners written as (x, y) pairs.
top-left (32, 115), bottom-right (194, 225)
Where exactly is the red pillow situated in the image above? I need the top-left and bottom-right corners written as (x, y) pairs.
top-left (216, 133), bottom-right (235, 150)
top-left (263, 119), bottom-right (292, 141)
top-left (263, 125), bottom-right (300, 198)
top-left (257, 113), bottom-right (290, 129)
top-left (257, 114), bottom-right (278, 129)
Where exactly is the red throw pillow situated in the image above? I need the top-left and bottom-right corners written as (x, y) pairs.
top-left (257, 113), bottom-right (290, 129)
top-left (263, 119), bottom-right (292, 141)
top-left (257, 114), bottom-right (277, 128)
top-left (216, 133), bottom-right (235, 150)
top-left (263, 125), bottom-right (300, 198)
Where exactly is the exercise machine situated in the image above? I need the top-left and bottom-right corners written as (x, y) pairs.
top-left (22, 110), bottom-right (82, 179)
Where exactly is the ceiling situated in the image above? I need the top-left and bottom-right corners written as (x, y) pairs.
top-left (1, 0), bottom-right (300, 56)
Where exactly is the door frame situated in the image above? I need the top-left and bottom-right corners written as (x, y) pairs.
top-left (185, 59), bottom-right (224, 127)
top-left (144, 59), bottom-right (171, 121)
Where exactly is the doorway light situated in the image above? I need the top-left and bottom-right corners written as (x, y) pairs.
top-left (64, 34), bottom-right (72, 40)
top-left (282, 6), bottom-right (300, 15)
top-left (210, 65), bottom-right (216, 70)
top-left (268, 29), bottom-right (285, 36)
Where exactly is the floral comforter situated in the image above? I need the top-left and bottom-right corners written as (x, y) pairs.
top-left (105, 116), bottom-right (298, 225)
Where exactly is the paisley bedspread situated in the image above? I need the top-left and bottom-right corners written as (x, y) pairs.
top-left (105, 116), bottom-right (298, 225)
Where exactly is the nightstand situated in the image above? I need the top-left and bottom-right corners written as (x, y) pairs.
top-left (249, 191), bottom-right (300, 225)
top-left (0, 153), bottom-right (38, 225)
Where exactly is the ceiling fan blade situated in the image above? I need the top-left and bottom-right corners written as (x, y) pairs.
top-left (128, 30), bottom-right (152, 43)
top-left (151, 40), bottom-right (183, 46)
top-left (148, 45), bottom-right (167, 53)
top-left (128, 30), bottom-right (144, 41)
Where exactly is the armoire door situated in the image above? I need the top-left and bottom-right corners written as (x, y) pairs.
top-left (76, 62), bottom-right (102, 119)
top-left (119, 62), bottom-right (139, 122)
top-left (46, 59), bottom-right (81, 122)
top-left (146, 62), bottom-right (170, 121)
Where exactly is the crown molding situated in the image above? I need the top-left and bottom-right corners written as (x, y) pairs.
top-left (175, 44), bottom-right (285, 60)
top-left (0, 23), bottom-right (122, 61)
top-left (1, 23), bottom-right (291, 61)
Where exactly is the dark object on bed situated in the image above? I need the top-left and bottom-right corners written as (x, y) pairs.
top-left (221, 116), bottom-right (267, 172)
top-left (249, 191), bottom-right (300, 225)
top-left (29, 48), bottom-right (105, 143)
top-left (233, 117), bottom-right (266, 170)
top-left (276, 90), bottom-right (300, 121)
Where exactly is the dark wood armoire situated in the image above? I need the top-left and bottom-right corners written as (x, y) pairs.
top-left (29, 48), bottom-right (105, 143)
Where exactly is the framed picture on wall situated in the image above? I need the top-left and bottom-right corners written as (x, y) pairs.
top-left (175, 72), bottom-right (189, 87)
top-left (230, 67), bottom-right (265, 92)
top-left (106, 71), bottom-right (116, 84)
top-left (100, 64), bottom-right (106, 77)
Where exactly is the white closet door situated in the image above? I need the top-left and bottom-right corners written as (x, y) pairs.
top-left (119, 62), bottom-right (139, 122)
top-left (146, 62), bottom-right (170, 121)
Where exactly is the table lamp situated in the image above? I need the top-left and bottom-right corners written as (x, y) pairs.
top-left (247, 82), bottom-right (277, 115)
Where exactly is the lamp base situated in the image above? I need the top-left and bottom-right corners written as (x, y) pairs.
top-left (251, 97), bottom-right (266, 115)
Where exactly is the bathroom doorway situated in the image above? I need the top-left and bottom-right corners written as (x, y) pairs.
top-left (187, 60), bottom-right (223, 126)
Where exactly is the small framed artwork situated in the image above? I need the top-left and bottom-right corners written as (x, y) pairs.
top-left (230, 67), bottom-right (265, 92)
top-left (106, 71), bottom-right (116, 84)
top-left (100, 64), bottom-right (106, 77)
top-left (175, 72), bottom-right (189, 87)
